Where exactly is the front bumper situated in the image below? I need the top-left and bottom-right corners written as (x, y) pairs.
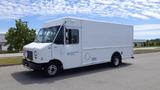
top-left (22, 59), bottom-right (47, 71)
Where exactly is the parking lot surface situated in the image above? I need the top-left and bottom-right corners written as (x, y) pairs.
top-left (0, 52), bottom-right (160, 90)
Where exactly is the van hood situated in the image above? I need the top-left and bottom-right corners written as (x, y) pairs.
top-left (23, 42), bottom-right (52, 50)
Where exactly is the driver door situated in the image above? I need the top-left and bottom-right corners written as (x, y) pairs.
top-left (64, 27), bottom-right (82, 69)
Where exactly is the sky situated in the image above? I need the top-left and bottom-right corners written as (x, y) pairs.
top-left (0, 0), bottom-right (160, 40)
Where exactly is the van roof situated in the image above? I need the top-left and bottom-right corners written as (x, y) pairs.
top-left (44, 17), bottom-right (133, 27)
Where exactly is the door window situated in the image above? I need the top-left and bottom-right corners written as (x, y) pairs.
top-left (0, 45), bottom-right (2, 50)
top-left (65, 29), bottom-right (79, 44)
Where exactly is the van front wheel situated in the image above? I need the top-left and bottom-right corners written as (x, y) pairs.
top-left (45, 63), bottom-right (59, 76)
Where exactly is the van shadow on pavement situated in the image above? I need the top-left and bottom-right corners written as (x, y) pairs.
top-left (11, 62), bottom-right (132, 85)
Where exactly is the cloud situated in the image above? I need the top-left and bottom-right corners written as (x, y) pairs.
top-left (143, 11), bottom-right (160, 19)
top-left (134, 24), bottom-right (160, 31)
top-left (0, 32), bottom-right (6, 34)
top-left (134, 30), bottom-right (160, 39)
top-left (134, 24), bottom-right (160, 39)
top-left (130, 13), bottom-right (149, 20)
top-left (0, 0), bottom-right (160, 19)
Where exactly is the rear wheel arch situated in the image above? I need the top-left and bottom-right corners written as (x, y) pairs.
top-left (110, 51), bottom-right (122, 67)
top-left (111, 51), bottom-right (122, 60)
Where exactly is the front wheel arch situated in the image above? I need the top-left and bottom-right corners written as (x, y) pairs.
top-left (45, 59), bottom-right (63, 76)
top-left (48, 59), bottom-right (63, 70)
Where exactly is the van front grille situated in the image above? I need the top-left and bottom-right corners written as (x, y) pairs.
top-left (27, 51), bottom-right (33, 61)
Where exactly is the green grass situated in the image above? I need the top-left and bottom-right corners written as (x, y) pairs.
top-left (0, 56), bottom-right (22, 66)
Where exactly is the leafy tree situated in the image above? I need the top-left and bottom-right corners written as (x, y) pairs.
top-left (5, 19), bottom-right (36, 52)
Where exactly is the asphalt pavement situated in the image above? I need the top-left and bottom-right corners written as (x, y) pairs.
top-left (0, 52), bottom-right (160, 90)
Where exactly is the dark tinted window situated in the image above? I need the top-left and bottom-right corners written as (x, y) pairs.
top-left (54, 26), bottom-right (64, 44)
top-left (66, 29), bottom-right (79, 44)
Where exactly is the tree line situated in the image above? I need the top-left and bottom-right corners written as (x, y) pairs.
top-left (134, 39), bottom-right (160, 47)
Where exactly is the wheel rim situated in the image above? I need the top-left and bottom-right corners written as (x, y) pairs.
top-left (114, 57), bottom-right (120, 66)
top-left (47, 64), bottom-right (57, 76)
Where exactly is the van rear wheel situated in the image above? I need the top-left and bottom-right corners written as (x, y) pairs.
top-left (111, 55), bottom-right (121, 67)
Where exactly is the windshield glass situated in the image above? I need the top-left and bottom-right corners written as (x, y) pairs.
top-left (35, 26), bottom-right (60, 43)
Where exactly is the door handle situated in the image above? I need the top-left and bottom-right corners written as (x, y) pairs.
top-left (67, 51), bottom-right (80, 55)
top-left (48, 46), bottom-right (51, 49)
top-left (54, 46), bottom-right (57, 48)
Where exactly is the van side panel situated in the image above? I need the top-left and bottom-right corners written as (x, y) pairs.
top-left (81, 20), bottom-right (133, 65)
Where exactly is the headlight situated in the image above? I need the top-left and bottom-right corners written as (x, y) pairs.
top-left (34, 51), bottom-right (38, 57)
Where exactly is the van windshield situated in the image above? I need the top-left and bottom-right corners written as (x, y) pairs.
top-left (35, 26), bottom-right (60, 43)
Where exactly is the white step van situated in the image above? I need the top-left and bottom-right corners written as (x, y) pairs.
top-left (23, 17), bottom-right (134, 76)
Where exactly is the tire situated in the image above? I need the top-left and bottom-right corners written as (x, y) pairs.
top-left (111, 55), bottom-right (121, 67)
top-left (45, 63), bottom-right (59, 76)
